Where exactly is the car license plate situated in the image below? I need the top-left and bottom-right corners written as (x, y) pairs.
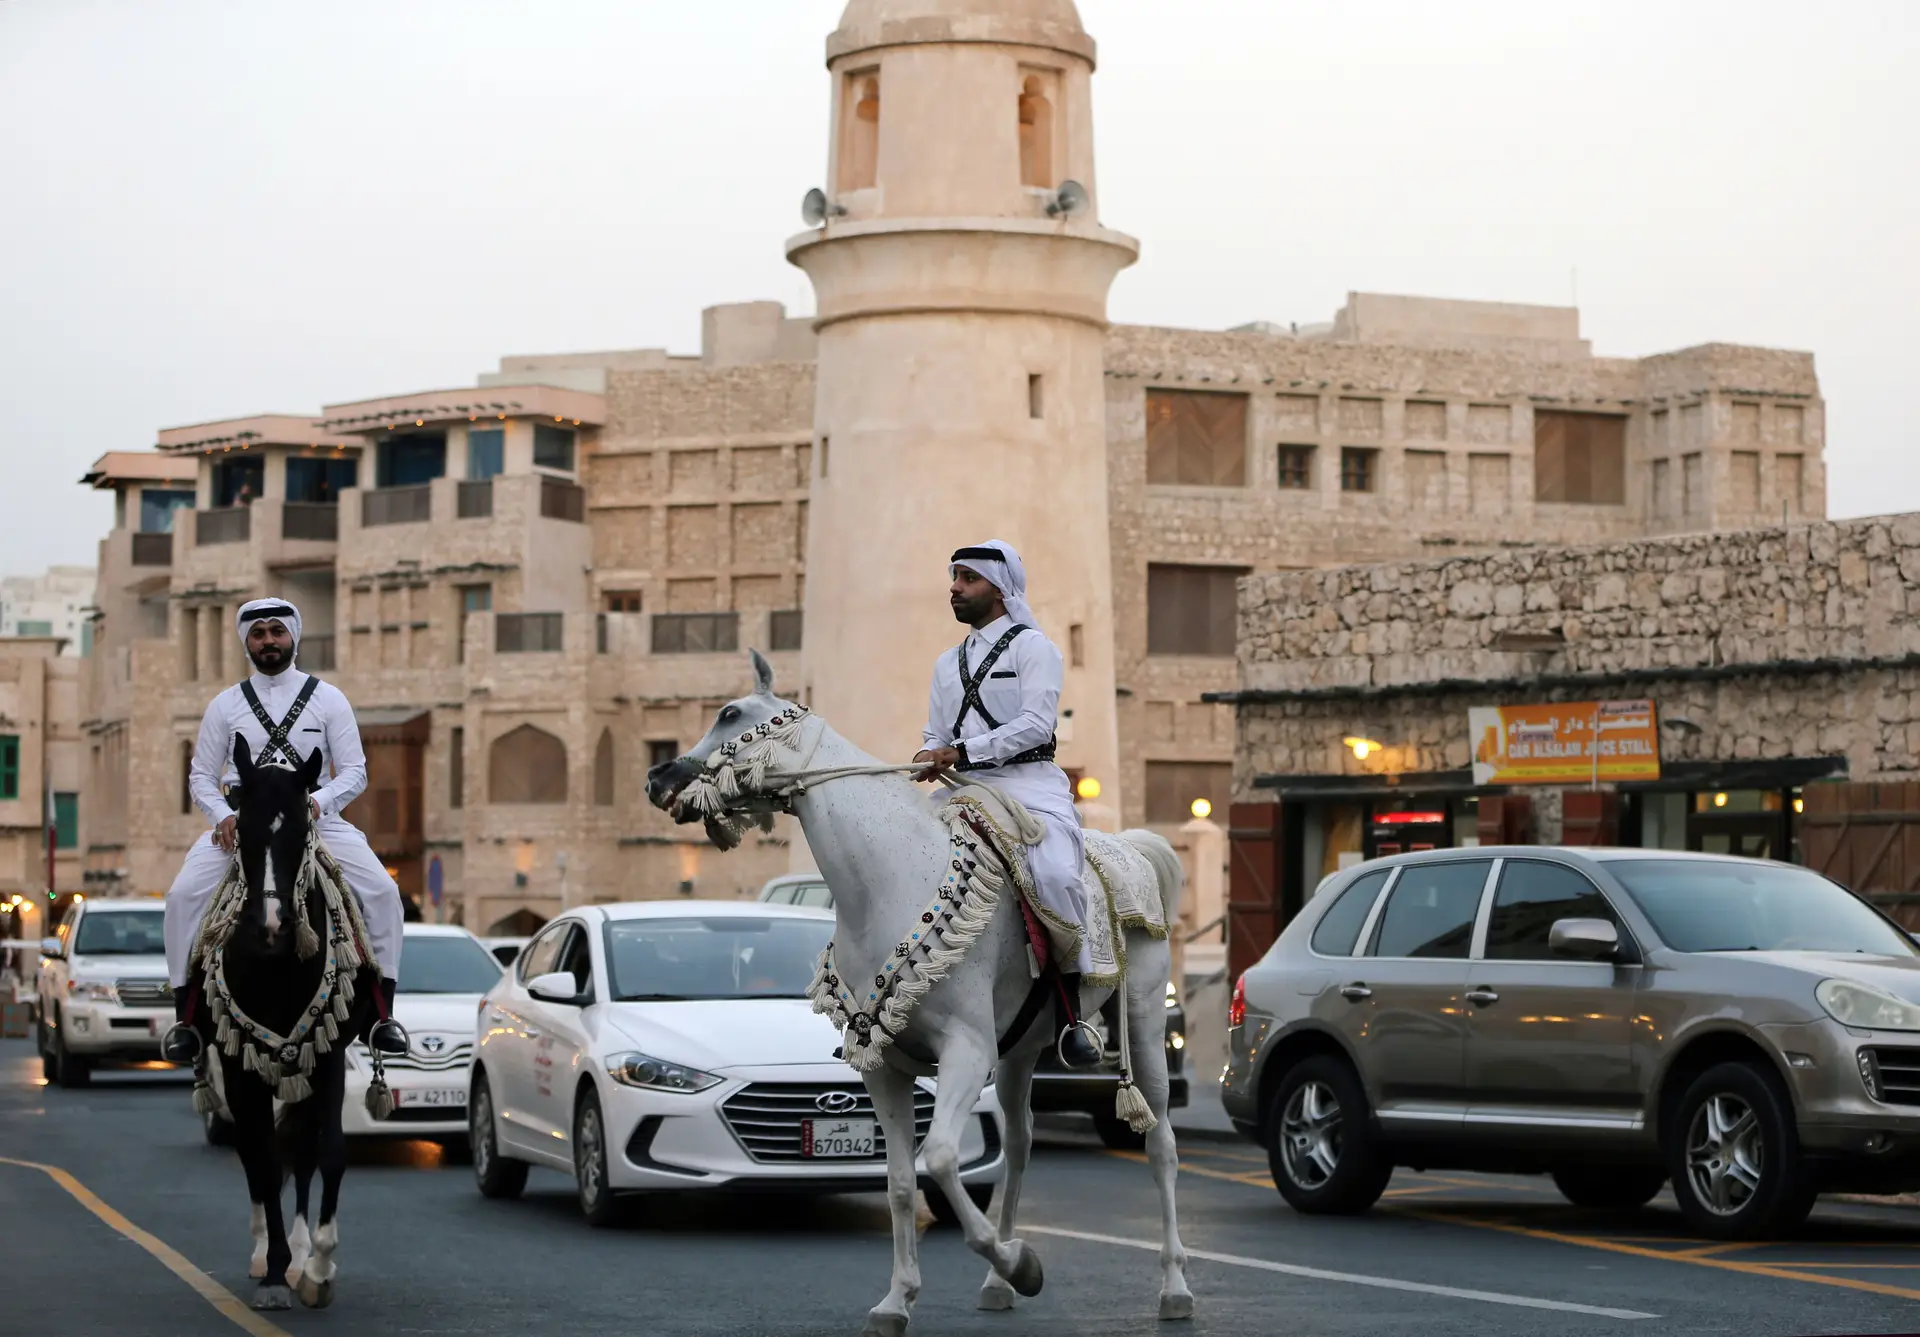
top-left (802, 1118), bottom-right (875, 1158)
top-left (394, 1088), bottom-right (466, 1109)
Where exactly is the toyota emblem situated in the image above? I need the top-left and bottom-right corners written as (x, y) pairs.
top-left (815, 1090), bottom-right (860, 1115)
top-left (417, 1035), bottom-right (446, 1056)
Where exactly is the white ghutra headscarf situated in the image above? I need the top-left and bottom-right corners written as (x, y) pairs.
top-left (949, 540), bottom-right (1039, 632)
top-left (234, 597), bottom-right (303, 662)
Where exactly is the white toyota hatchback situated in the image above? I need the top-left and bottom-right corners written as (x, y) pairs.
top-left (469, 901), bottom-right (1005, 1225)
top-left (341, 924), bottom-right (502, 1140)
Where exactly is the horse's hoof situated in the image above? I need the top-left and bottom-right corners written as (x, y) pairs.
top-left (1159, 1291), bottom-right (1195, 1321)
top-left (978, 1277), bottom-right (1017, 1311)
top-left (860, 1309), bottom-right (909, 1337)
top-left (252, 1284), bottom-right (293, 1311)
top-left (1008, 1240), bottom-right (1044, 1298)
top-left (297, 1274), bottom-right (333, 1309)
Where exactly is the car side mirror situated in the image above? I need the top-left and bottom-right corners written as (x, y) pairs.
top-left (1548, 918), bottom-right (1619, 961)
top-left (528, 971), bottom-right (584, 1004)
top-left (40, 938), bottom-right (63, 959)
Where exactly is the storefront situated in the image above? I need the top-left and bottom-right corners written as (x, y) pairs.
top-left (1216, 514), bottom-right (1920, 980)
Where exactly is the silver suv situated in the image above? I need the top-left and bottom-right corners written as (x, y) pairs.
top-left (1221, 847), bottom-right (1920, 1239)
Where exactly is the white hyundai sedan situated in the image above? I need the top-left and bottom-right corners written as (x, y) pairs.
top-left (468, 901), bottom-right (1005, 1226)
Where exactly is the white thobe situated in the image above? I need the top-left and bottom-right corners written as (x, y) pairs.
top-left (923, 615), bottom-right (1090, 973)
top-left (164, 667), bottom-right (404, 987)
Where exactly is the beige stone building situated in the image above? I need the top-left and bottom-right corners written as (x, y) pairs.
top-left (0, 637), bottom-right (84, 930)
top-left (75, 0), bottom-right (1829, 940)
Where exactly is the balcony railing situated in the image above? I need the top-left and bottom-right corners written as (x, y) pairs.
top-left (363, 485), bottom-right (432, 527)
top-left (196, 507), bottom-right (251, 546)
top-left (457, 479), bottom-right (493, 519)
top-left (540, 476), bottom-right (585, 523)
top-left (302, 634), bottom-right (337, 671)
top-left (282, 502), bottom-right (339, 542)
top-left (130, 532), bottom-right (174, 566)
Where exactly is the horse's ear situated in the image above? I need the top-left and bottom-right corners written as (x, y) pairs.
top-left (233, 735), bottom-right (254, 785)
top-left (299, 746), bottom-right (324, 790)
top-left (749, 648), bottom-right (775, 698)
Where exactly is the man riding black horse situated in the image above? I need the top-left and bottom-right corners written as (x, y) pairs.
top-left (161, 597), bottom-right (407, 1060)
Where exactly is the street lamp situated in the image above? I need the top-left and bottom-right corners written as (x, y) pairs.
top-left (1190, 798), bottom-right (1213, 820)
top-left (1343, 736), bottom-right (1383, 761)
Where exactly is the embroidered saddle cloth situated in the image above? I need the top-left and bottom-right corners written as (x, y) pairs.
top-left (961, 805), bottom-right (1170, 988)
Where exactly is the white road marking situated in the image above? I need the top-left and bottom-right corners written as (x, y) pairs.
top-left (1023, 1224), bottom-right (1659, 1320)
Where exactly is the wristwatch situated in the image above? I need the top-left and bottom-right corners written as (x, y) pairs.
top-left (954, 740), bottom-right (970, 766)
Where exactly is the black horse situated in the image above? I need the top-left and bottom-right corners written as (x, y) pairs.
top-left (188, 736), bottom-right (379, 1311)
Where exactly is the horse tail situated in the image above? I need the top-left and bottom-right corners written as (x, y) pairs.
top-left (1119, 828), bottom-right (1185, 928)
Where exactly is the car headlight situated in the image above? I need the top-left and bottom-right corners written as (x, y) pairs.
top-left (67, 979), bottom-right (118, 1004)
top-left (604, 1051), bottom-right (721, 1094)
top-left (1817, 979), bottom-right (1920, 1031)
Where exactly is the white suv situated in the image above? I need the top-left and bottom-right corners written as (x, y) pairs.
top-left (36, 897), bottom-right (173, 1087)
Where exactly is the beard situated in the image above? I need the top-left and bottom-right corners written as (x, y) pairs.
top-left (248, 643), bottom-right (291, 673)
top-left (950, 593), bottom-right (996, 625)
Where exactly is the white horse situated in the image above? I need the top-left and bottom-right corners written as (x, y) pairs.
top-left (647, 652), bottom-right (1191, 1336)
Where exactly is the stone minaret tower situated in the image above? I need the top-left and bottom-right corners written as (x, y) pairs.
top-left (787, 0), bottom-right (1138, 826)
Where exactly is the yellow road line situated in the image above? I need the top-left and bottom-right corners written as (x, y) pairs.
top-left (1414, 1210), bottom-right (1920, 1304)
top-left (1760, 1262), bottom-right (1920, 1269)
top-left (0, 1156), bottom-right (291, 1337)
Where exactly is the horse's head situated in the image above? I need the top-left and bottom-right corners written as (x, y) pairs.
top-left (231, 735), bottom-right (324, 956)
top-left (646, 649), bottom-right (802, 838)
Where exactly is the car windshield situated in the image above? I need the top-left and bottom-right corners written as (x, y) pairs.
top-left (607, 917), bottom-right (833, 1002)
top-left (397, 936), bottom-right (505, 993)
top-left (73, 911), bottom-right (166, 956)
top-left (1607, 859), bottom-right (1917, 955)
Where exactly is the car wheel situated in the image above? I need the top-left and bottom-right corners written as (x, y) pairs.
top-left (1266, 1054), bottom-right (1392, 1215)
top-left (1666, 1061), bottom-right (1816, 1240)
top-left (573, 1086), bottom-right (627, 1227)
top-left (53, 1015), bottom-right (91, 1089)
top-left (469, 1071), bottom-right (528, 1201)
top-left (1092, 1106), bottom-right (1148, 1151)
top-left (203, 1106), bottom-right (236, 1148)
top-left (1552, 1163), bottom-right (1666, 1210)
top-left (925, 1182), bottom-right (995, 1227)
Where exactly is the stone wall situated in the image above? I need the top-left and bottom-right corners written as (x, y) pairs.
top-left (1230, 514), bottom-right (1920, 797)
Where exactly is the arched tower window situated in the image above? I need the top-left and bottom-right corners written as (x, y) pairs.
top-left (1018, 75), bottom-right (1053, 188)
top-left (839, 74), bottom-right (880, 193)
top-left (593, 727), bottom-right (615, 807)
top-left (489, 724), bottom-right (567, 804)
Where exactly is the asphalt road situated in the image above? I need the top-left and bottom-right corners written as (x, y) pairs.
top-left (10, 1040), bottom-right (1920, 1337)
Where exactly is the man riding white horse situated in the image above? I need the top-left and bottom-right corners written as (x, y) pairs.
top-left (160, 598), bottom-right (409, 1063)
top-left (912, 540), bottom-right (1102, 1070)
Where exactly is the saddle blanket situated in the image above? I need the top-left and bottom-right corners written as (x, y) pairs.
top-left (1005, 827), bottom-right (1169, 988)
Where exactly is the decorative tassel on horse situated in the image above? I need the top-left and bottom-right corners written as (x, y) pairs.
top-left (365, 1052), bottom-right (395, 1120)
top-left (191, 1056), bottom-right (219, 1116)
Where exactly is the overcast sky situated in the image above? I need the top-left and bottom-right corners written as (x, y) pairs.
top-left (2, 0), bottom-right (1914, 576)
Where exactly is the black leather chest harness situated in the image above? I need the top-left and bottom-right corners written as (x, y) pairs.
top-left (227, 675), bottom-right (325, 802)
top-left (951, 625), bottom-right (1056, 772)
